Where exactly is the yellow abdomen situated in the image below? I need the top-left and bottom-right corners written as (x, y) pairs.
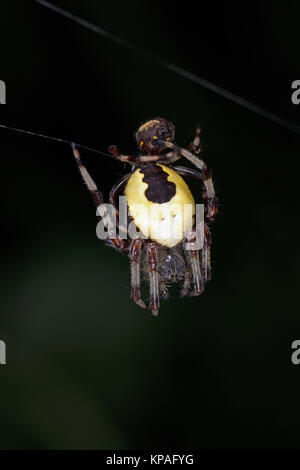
top-left (125, 164), bottom-right (195, 247)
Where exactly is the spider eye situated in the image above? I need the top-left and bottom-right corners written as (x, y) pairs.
top-left (159, 127), bottom-right (167, 137)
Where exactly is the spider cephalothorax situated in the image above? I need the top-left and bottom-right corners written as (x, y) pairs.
top-left (72, 118), bottom-right (218, 316)
top-left (135, 117), bottom-right (175, 154)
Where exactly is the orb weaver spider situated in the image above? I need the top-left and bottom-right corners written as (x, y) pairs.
top-left (72, 118), bottom-right (217, 315)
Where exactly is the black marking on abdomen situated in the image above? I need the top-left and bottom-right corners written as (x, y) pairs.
top-left (141, 165), bottom-right (176, 203)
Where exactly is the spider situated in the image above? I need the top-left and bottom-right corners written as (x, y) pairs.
top-left (71, 118), bottom-right (217, 315)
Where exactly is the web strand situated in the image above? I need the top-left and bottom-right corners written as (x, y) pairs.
top-left (34, 0), bottom-right (300, 136)
top-left (0, 123), bottom-right (112, 157)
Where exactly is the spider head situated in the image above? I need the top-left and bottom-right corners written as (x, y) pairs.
top-left (135, 118), bottom-right (175, 154)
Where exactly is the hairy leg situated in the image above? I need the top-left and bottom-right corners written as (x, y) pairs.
top-left (180, 267), bottom-right (192, 297)
top-left (166, 142), bottom-right (218, 223)
top-left (187, 123), bottom-right (201, 155)
top-left (173, 166), bottom-right (214, 282)
top-left (130, 239), bottom-right (146, 309)
top-left (71, 144), bottom-right (129, 251)
top-left (202, 224), bottom-right (211, 282)
top-left (159, 278), bottom-right (169, 301)
top-left (109, 173), bottom-right (131, 238)
top-left (146, 243), bottom-right (160, 315)
top-left (184, 230), bottom-right (204, 296)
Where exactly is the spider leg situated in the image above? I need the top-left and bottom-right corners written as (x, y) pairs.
top-left (187, 123), bottom-right (201, 155)
top-left (72, 143), bottom-right (104, 206)
top-left (71, 144), bottom-right (129, 252)
top-left (110, 144), bottom-right (181, 165)
top-left (109, 174), bottom-right (131, 206)
top-left (173, 166), bottom-right (212, 282)
top-left (146, 243), bottom-right (160, 316)
top-left (159, 278), bottom-right (169, 301)
top-left (166, 142), bottom-right (218, 223)
top-left (184, 230), bottom-right (204, 296)
top-left (109, 173), bottom-right (131, 238)
top-left (180, 266), bottom-right (192, 297)
top-left (172, 166), bottom-right (203, 182)
top-left (162, 151), bottom-right (182, 164)
top-left (108, 145), bottom-right (136, 165)
top-left (130, 239), bottom-right (146, 309)
top-left (202, 224), bottom-right (212, 283)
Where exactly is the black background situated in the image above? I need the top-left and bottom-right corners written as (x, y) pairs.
top-left (0, 0), bottom-right (300, 450)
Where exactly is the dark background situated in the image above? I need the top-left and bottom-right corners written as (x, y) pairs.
top-left (0, 0), bottom-right (300, 449)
